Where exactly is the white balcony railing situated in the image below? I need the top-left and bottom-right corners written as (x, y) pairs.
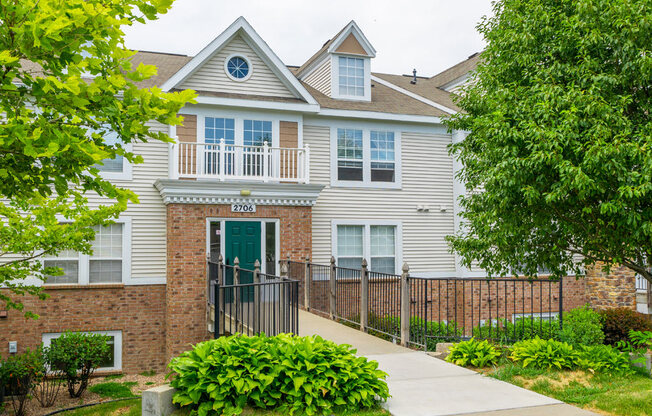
top-left (171, 140), bottom-right (310, 183)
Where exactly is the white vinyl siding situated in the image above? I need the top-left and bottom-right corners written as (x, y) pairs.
top-left (305, 124), bottom-right (456, 275)
top-left (179, 35), bottom-right (296, 99)
top-left (303, 57), bottom-right (332, 96)
top-left (86, 121), bottom-right (168, 283)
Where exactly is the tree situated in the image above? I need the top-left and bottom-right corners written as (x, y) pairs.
top-left (0, 0), bottom-right (195, 316)
top-left (446, 0), bottom-right (652, 282)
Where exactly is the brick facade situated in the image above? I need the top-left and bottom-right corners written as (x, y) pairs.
top-left (0, 285), bottom-right (167, 373)
top-left (165, 203), bottom-right (312, 361)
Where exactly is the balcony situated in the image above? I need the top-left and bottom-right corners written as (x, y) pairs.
top-left (171, 140), bottom-right (310, 183)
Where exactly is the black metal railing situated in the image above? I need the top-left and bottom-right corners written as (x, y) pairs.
top-left (208, 260), bottom-right (299, 338)
top-left (286, 258), bottom-right (565, 351)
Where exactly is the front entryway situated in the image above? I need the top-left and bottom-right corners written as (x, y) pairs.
top-left (225, 221), bottom-right (261, 283)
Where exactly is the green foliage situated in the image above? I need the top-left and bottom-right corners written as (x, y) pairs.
top-left (446, 338), bottom-right (502, 367)
top-left (576, 344), bottom-right (632, 374)
top-left (558, 305), bottom-right (604, 346)
top-left (445, 0), bottom-right (652, 283)
top-left (599, 308), bottom-right (652, 345)
top-left (510, 338), bottom-right (580, 370)
top-left (140, 370), bottom-right (157, 377)
top-left (168, 334), bottom-right (389, 416)
top-left (628, 330), bottom-right (652, 350)
top-left (1, 349), bottom-right (42, 416)
top-left (0, 0), bottom-right (196, 317)
top-left (89, 381), bottom-right (137, 398)
top-left (472, 317), bottom-right (560, 342)
top-left (48, 332), bottom-right (111, 398)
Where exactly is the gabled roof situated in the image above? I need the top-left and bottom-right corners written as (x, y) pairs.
top-left (430, 52), bottom-right (481, 89)
top-left (159, 16), bottom-right (317, 105)
top-left (295, 20), bottom-right (376, 78)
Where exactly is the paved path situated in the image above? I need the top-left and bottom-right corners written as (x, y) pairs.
top-left (298, 311), bottom-right (596, 416)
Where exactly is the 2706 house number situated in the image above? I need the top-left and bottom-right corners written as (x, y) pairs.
top-left (231, 203), bottom-right (256, 213)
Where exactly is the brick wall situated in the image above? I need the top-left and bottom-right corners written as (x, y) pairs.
top-left (165, 203), bottom-right (312, 361)
top-left (585, 263), bottom-right (637, 310)
top-left (0, 285), bottom-right (166, 373)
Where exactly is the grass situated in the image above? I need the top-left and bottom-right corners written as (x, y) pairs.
top-left (58, 398), bottom-right (141, 416)
top-left (88, 381), bottom-right (138, 399)
top-left (488, 363), bottom-right (652, 416)
top-left (140, 370), bottom-right (157, 376)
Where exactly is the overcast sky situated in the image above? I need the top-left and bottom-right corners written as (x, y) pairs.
top-left (123, 0), bottom-right (493, 76)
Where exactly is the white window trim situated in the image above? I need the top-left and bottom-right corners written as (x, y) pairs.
top-left (205, 218), bottom-right (280, 275)
top-left (512, 312), bottom-right (559, 323)
top-left (42, 331), bottom-right (122, 372)
top-left (331, 220), bottom-right (403, 275)
top-left (223, 53), bottom-right (254, 82)
top-left (330, 126), bottom-right (402, 189)
top-left (330, 54), bottom-right (371, 102)
top-left (44, 217), bottom-right (132, 286)
top-left (94, 132), bottom-right (133, 181)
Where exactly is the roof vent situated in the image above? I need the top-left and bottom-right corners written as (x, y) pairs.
top-left (410, 69), bottom-right (417, 84)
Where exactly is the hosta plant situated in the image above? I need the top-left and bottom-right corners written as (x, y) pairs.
top-left (445, 338), bottom-right (501, 368)
top-left (576, 344), bottom-right (632, 374)
top-left (510, 337), bottom-right (580, 370)
top-left (168, 334), bottom-right (389, 416)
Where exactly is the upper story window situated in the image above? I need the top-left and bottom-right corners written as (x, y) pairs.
top-left (244, 120), bottom-right (272, 146)
top-left (93, 130), bottom-right (132, 180)
top-left (332, 127), bottom-right (400, 188)
top-left (337, 128), bottom-right (363, 181)
top-left (338, 57), bottom-right (364, 97)
top-left (224, 55), bottom-right (252, 82)
top-left (205, 117), bottom-right (235, 144)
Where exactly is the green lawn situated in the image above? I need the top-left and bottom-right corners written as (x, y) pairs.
top-left (57, 399), bottom-right (389, 416)
top-left (488, 364), bottom-right (652, 416)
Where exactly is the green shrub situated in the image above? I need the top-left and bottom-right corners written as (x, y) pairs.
top-left (628, 330), bottom-right (652, 351)
top-left (2, 349), bottom-right (42, 416)
top-left (48, 331), bottom-right (112, 398)
top-left (168, 334), bottom-right (389, 416)
top-left (557, 305), bottom-right (604, 346)
top-left (599, 308), bottom-right (652, 345)
top-left (33, 345), bottom-right (65, 408)
top-left (510, 337), bottom-right (580, 370)
top-left (472, 317), bottom-right (560, 342)
top-left (409, 318), bottom-right (464, 350)
top-left (576, 344), bottom-right (632, 374)
top-left (446, 338), bottom-right (502, 367)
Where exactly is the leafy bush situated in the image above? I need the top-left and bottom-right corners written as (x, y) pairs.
top-left (557, 305), bottom-right (604, 346)
top-left (2, 349), bottom-right (42, 416)
top-left (168, 334), bottom-right (389, 416)
top-left (48, 332), bottom-right (112, 398)
top-left (510, 337), bottom-right (580, 370)
top-left (472, 317), bottom-right (560, 342)
top-left (33, 345), bottom-right (64, 408)
top-left (409, 318), bottom-right (464, 350)
top-left (446, 338), bottom-right (502, 367)
top-left (628, 330), bottom-right (652, 351)
top-left (576, 344), bottom-right (632, 374)
top-left (600, 308), bottom-right (652, 345)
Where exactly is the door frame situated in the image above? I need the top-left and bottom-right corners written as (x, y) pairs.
top-left (206, 217), bottom-right (280, 275)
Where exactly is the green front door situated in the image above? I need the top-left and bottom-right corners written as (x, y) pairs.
top-left (224, 221), bottom-right (261, 301)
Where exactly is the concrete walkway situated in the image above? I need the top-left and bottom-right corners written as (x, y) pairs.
top-left (298, 311), bottom-right (596, 416)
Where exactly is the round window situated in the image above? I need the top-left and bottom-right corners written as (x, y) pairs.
top-left (226, 56), bottom-right (250, 80)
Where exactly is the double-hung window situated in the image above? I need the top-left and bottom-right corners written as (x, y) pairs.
top-left (338, 57), bottom-right (365, 97)
top-left (333, 128), bottom-right (399, 187)
top-left (370, 131), bottom-right (395, 182)
top-left (243, 120), bottom-right (273, 176)
top-left (335, 222), bottom-right (400, 274)
top-left (204, 117), bottom-right (235, 175)
top-left (337, 129), bottom-right (363, 181)
top-left (44, 220), bottom-right (129, 285)
top-left (94, 130), bottom-right (132, 180)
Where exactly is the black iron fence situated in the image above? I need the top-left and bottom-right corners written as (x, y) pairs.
top-left (208, 259), bottom-right (299, 338)
top-left (287, 258), bottom-right (565, 350)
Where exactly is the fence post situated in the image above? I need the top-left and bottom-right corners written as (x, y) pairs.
top-left (217, 254), bottom-right (224, 336)
top-left (304, 255), bottom-right (311, 311)
top-left (558, 276), bottom-right (564, 330)
top-left (329, 257), bottom-right (337, 320)
top-left (360, 259), bottom-right (369, 332)
top-left (400, 262), bottom-right (410, 347)
top-left (280, 260), bottom-right (288, 332)
top-left (234, 257), bottom-right (240, 332)
top-left (253, 259), bottom-right (261, 334)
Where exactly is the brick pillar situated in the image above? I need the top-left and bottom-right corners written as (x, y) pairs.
top-left (585, 263), bottom-right (637, 310)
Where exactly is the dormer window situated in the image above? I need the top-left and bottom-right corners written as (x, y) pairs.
top-left (338, 57), bottom-right (364, 97)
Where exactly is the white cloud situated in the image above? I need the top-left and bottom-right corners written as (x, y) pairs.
top-left (123, 0), bottom-right (492, 76)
